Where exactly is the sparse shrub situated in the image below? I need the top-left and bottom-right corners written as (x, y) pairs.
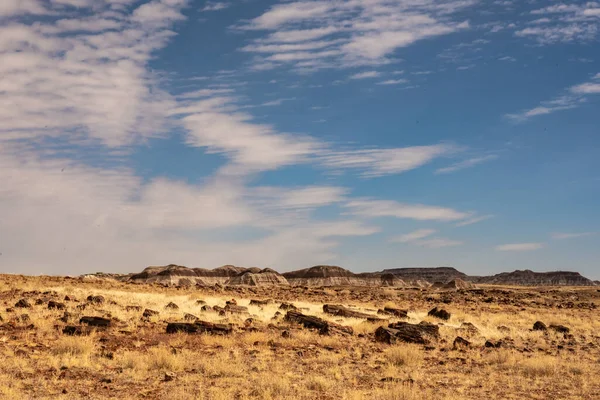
top-left (384, 345), bottom-right (422, 367)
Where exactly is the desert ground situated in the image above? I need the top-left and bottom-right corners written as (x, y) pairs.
top-left (0, 274), bottom-right (599, 399)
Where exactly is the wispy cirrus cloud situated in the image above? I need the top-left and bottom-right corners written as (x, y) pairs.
top-left (506, 73), bottom-right (600, 121)
top-left (391, 229), bottom-right (437, 243)
top-left (236, 0), bottom-right (475, 73)
top-left (345, 199), bottom-right (470, 221)
top-left (435, 155), bottom-right (498, 174)
top-left (455, 214), bottom-right (494, 227)
top-left (319, 144), bottom-right (457, 177)
top-left (349, 71), bottom-right (381, 79)
top-left (390, 230), bottom-right (463, 248)
top-left (377, 79), bottom-right (408, 85)
top-left (495, 243), bottom-right (545, 251)
top-left (515, 3), bottom-right (600, 44)
top-left (551, 232), bottom-right (596, 240)
top-left (201, 2), bottom-right (230, 12)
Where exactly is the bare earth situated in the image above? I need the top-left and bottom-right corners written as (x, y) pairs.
top-left (1, 274), bottom-right (599, 400)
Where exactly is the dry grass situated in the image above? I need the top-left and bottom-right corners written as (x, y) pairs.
top-left (0, 274), bottom-right (599, 399)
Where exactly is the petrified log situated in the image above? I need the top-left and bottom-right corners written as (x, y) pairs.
top-left (375, 321), bottom-right (439, 344)
top-left (224, 304), bottom-right (249, 314)
top-left (79, 316), bottom-right (111, 327)
top-left (142, 309), bottom-right (159, 318)
top-left (166, 321), bottom-right (232, 335)
top-left (382, 307), bottom-right (409, 319)
top-left (249, 299), bottom-right (273, 306)
top-left (322, 304), bottom-right (384, 322)
top-left (284, 310), bottom-right (353, 335)
top-left (428, 307), bottom-right (451, 321)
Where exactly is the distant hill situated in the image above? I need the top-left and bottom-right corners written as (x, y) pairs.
top-left (382, 267), bottom-right (468, 283)
top-left (99, 264), bottom-right (596, 288)
top-left (470, 270), bottom-right (596, 286)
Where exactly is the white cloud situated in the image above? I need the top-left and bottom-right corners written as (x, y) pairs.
top-left (506, 73), bottom-right (600, 121)
top-left (415, 238), bottom-right (463, 248)
top-left (391, 229), bottom-right (437, 243)
top-left (265, 27), bottom-right (339, 43)
top-left (455, 214), bottom-right (494, 227)
top-left (249, 1), bottom-right (333, 30)
top-left (495, 243), bottom-right (545, 251)
top-left (0, 0), bottom-right (46, 17)
top-left (0, 1), bottom-right (188, 148)
top-left (551, 232), bottom-right (596, 240)
top-left (377, 79), bottom-right (408, 85)
top-left (391, 230), bottom-right (463, 248)
top-left (349, 71), bottom-right (381, 79)
top-left (345, 199), bottom-right (470, 221)
top-left (201, 2), bottom-right (230, 12)
top-left (239, 0), bottom-right (476, 72)
top-left (570, 82), bottom-right (600, 94)
top-left (0, 142), bottom-right (380, 274)
top-left (519, 3), bottom-right (600, 44)
top-left (179, 97), bottom-right (320, 173)
top-left (319, 144), bottom-right (457, 177)
top-left (435, 155), bottom-right (498, 174)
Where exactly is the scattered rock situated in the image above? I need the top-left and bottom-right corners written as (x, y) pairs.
top-left (533, 321), bottom-right (548, 332)
top-left (375, 321), bottom-right (440, 345)
top-left (281, 330), bottom-right (291, 338)
top-left (164, 372), bottom-right (176, 382)
top-left (15, 299), bottom-right (31, 308)
top-left (224, 304), bottom-right (249, 314)
top-left (87, 295), bottom-right (105, 304)
top-left (453, 336), bottom-right (471, 349)
top-left (166, 321), bottom-right (232, 335)
top-left (226, 299), bottom-right (237, 306)
top-left (165, 302), bottom-right (179, 310)
top-left (142, 309), bottom-right (159, 318)
top-left (19, 314), bottom-right (30, 323)
top-left (279, 302), bottom-right (297, 311)
top-left (195, 300), bottom-right (207, 305)
top-left (59, 311), bottom-right (74, 324)
top-left (48, 301), bottom-right (66, 310)
top-left (459, 322), bottom-right (480, 335)
top-left (285, 310), bottom-right (353, 335)
top-left (379, 307), bottom-right (409, 319)
top-left (549, 324), bottom-right (570, 334)
top-left (249, 299), bottom-right (272, 306)
top-left (497, 326), bottom-right (511, 334)
top-left (485, 340), bottom-right (503, 349)
top-left (126, 306), bottom-right (142, 312)
top-left (200, 305), bottom-right (211, 312)
top-left (428, 307), bottom-right (451, 321)
top-left (323, 304), bottom-right (384, 321)
top-left (184, 313), bottom-right (198, 321)
top-left (80, 316), bottom-right (111, 327)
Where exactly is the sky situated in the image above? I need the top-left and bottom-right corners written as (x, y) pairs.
top-left (1, 0), bottom-right (599, 278)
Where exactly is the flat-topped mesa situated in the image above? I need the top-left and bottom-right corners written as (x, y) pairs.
top-left (382, 267), bottom-right (468, 284)
top-left (472, 270), bottom-right (596, 286)
top-left (225, 268), bottom-right (289, 286)
top-left (282, 266), bottom-right (406, 287)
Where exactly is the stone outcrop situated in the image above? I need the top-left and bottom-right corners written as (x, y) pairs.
top-left (283, 266), bottom-right (407, 287)
top-left (471, 270), bottom-right (595, 286)
top-left (226, 268), bottom-right (289, 286)
top-left (129, 264), bottom-right (249, 286)
top-left (382, 267), bottom-right (468, 283)
top-left (124, 265), bottom-right (596, 288)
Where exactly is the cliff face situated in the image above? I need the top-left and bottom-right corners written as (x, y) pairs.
top-left (226, 268), bottom-right (289, 286)
top-left (283, 266), bottom-right (407, 287)
top-left (472, 270), bottom-right (596, 286)
top-left (125, 265), bottom-right (596, 287)
top-left (129, 264), bottom-right (246, 286)
top-left (382, 267), bottom-right (468, 283)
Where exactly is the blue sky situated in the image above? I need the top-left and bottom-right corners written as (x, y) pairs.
top-left (1, 0), bottom-right (599, 278)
